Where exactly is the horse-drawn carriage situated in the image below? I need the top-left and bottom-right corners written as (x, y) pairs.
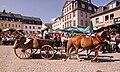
top-left (13, 37), bottom-right (63, 59)
top-left (13, 29), bottom-right (111, 62)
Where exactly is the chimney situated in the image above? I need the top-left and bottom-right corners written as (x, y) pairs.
top-left (3, 9), bottom-right (6, 14)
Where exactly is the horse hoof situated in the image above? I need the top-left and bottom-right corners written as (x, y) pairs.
top-left (91, 60), bottom-right (100, 63)
top-left (62, 59), bottom-right (67, 61)
top-left (78, 59), bottom-right (84, 61)
top-left (91, 60), bottom-right (96, 62)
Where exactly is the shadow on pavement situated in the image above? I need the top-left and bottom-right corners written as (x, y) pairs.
top-left (29, 53), bottom-right (120, 63)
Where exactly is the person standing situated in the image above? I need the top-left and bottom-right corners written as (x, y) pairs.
top-left (43, 28), bottom-right (48, 39)
top-left (115, 33), bottom-right (120, 53)
top-left (37, 31), bottom-right (43, 39)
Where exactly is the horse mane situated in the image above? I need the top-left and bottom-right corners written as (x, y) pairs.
top-left (97, 31), bottom-right (106, 37)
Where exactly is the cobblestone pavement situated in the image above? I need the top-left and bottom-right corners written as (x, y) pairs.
top-left (0, 46), bottom-right (120, 72)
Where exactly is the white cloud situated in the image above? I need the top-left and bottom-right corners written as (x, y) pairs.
top-left (51, 18), bottom-right (56, 22)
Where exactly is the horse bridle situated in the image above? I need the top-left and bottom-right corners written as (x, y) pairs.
top-left (96, 35), bottom-right (104, 42)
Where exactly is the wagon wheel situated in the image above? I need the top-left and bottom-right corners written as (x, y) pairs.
top-left (14, 47), bottom-right (32, 59)
top-left (40, 45), bottom-right (55, 59)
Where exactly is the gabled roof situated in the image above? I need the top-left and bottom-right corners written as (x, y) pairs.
top-left (22, 16), bottom-right (33, 20)
top-left (0, 12), bottom-right (12, 17)
top-left (0, 10), bottom-right (42, 21)
top-left (32, 17), bottom-right (41, 21)
top-left (13, 13), bottom-right (22, 18)
top-left (90, 0), bottom-right (120, 18)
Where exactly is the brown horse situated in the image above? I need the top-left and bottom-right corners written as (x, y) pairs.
top-left (65, 30), bottom-right (111, 61)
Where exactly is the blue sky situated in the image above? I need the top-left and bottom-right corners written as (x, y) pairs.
top-left (0, 0), bottom-right (112, 23)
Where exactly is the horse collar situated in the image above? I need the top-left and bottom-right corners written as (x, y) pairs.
top-left (97, 36), bottom-right (103, 41)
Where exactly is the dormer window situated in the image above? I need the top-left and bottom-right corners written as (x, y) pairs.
top-left (109, 4), bottom-right (113, 9)
top-left (108, 1), bottom-right (116, 9)
top-left (6, 18), bottom-right (8, 21)
top-left (94, 8), bottom-right (97, 12)
top-left (74, 2), bottom-right (77, 8)
top-left (82, 4), bottom-right (85, 8)
top-left (88, 6), bottom-right (92, 10)
top-left (0, 17), bottom-right (2, 20)
top-left (18, 19), bottom-right (21, 22)
top-left (69, 5), bottom-right (71, 10)
top-left (113, 1), bottom-right (116, 8)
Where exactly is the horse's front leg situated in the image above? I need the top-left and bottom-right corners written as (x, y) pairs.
top-left (91, 51), bottom-right (99, 62)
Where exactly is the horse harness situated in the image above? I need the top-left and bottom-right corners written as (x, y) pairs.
top-left (87, 35), bottom-right (105, 55)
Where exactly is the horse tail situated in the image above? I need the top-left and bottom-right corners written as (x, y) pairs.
top-left (66, 39), bottom-right (72, 57)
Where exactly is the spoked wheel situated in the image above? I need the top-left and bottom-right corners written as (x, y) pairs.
top-left (40, 45), bottom-right (55, 60)
top-left (14, 48), bottom-right (32, 59)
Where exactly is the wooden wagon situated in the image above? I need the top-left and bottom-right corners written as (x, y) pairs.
top-left (13, 37), bottom-right (63, 59)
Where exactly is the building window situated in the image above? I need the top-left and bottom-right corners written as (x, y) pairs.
top-left (81, 20), bottom-right (83, 26)
top-left (110, 14), bottom-right (114, 20)
top-left (88, 6), bottom-right (92, 10)
top-left (9, 24), bottom-right (10, 27)
top-left (12, 24), bottom-right (14, 27)
top-left (65, 16), bottom-right (66, 21)
top-left (5, 24), bottom-right (7, 27)
top-left (1, 23), bottom-right (3, 26)
top-left (85, 13), bottom-right (87, 18)
top-left (94, 8), bottom-right (97, 12)
top-left (85, 21), bottom-right (88, 26)
top-left (70, 14), bottom-right (71, 19)
top-left (67, 22), bottom-right (69, 27)
top-left (96, 18), bottom-right (99, 23)
top-left (63, 25), bottom-right (64, 28)
top-left (73, 20), bottom-right (76, 26)
top-left (74, 2), bottom-right (77, 8)
top-left (73, 11), bottom-right (75, 17)
top-left (30, 31), bottom-right (32, 34)
top-left (105, 15), bottom-right (109, 21)
top-left (65, 9), bottom-right (66, 13)
top-left (12, 19), bottom-right (14, 21)
top-left (70, 20), bottom-right (71, 26)
top-left (38, 27), bottom-right (41, 29)
top-left (19, 25), bottom-right (20, 28)
top-left (66, 7), bottom-right (68, 12)
top-left (81, 11), bottom-right (83, 17)
top-left (33, 26), bottom-right (35, 29)
top-left (29, 26), bottom-right (31, 29)
top-left (0, 17), bottom-right (2, 20)
top-left (33, 31), bottom-right (35, 34)
top-left (62, 17), bottom-right (64, 22)
top-left (113, 2), bottom-right (116, 8)
top-left (25, 26), bottom-right (27, 29)
top-left (65, 22), bottom-right (67, 28)
top-left (82, 4), bottom-right (85, 8)
top-left (69, 5), bottom-right (71, 10)
top-left (18, 19), bottom-right (21, 22)
top-left (67, 15), bottom-right (69, 20)
top-left (109, 2), bottom-right (116, 10)
top-left (6, 18), bottom-right (8, 21)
